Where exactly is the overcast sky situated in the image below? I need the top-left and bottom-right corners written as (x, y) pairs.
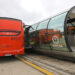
top-left (0, 0), bottom-right (75, 25)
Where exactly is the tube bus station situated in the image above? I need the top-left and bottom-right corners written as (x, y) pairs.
top-left (0, 6), bottom-right (75, 75)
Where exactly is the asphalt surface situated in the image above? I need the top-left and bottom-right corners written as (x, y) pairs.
top-left (22, 53), bottom-right (75, 75)
top-left (0, 56), bottom-right (43, 75)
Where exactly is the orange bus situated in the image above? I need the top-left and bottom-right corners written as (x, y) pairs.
top-left (0, 17), bottom-right (24, 56)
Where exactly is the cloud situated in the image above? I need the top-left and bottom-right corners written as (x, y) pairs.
top-left (0, 0), bottom-right (75, 25)
top-left (0, 0), bottom-right (44, 24)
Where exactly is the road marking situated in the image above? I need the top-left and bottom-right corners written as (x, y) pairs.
top-left (16, 56), bottom-right (54, 75)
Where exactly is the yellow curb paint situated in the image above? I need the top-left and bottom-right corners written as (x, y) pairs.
top-left (16, 56), bottom-right (54, 75)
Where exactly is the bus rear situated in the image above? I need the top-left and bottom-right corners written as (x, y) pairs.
top-left (0, 17), bottom-right (24, 56)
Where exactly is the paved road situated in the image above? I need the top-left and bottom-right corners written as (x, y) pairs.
top-left (0, 56), bottom-right (43, 75)
top-left (22, 53), bottom-right (75, 75)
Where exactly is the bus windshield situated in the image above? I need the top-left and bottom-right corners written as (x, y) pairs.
top-left (0, 19), bottom-right (22, 31)
top-left (0, 19), bottom-right (22, 36)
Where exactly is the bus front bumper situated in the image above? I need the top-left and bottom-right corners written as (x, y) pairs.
top-left (0, 48), bottom-right (24, 56)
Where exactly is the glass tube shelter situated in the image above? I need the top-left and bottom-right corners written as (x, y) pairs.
top-left (29, 6), bottom-right (75, 53)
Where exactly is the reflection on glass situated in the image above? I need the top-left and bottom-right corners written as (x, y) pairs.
top-left (29, 19), bottom-right (49, 49)
top-left (36, 19), bottom-right (50, 49)
top-left (48, 12), bottom-right (68, 51)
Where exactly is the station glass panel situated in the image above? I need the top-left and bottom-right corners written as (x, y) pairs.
top-left (37, 19), bottom-right (49, 30)
top-left (48, 12), bottom-right (69, 51)
top-left (29, 24), bottom-right (38, 32)
top-left (34, 19), bottom-right (50, 49)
